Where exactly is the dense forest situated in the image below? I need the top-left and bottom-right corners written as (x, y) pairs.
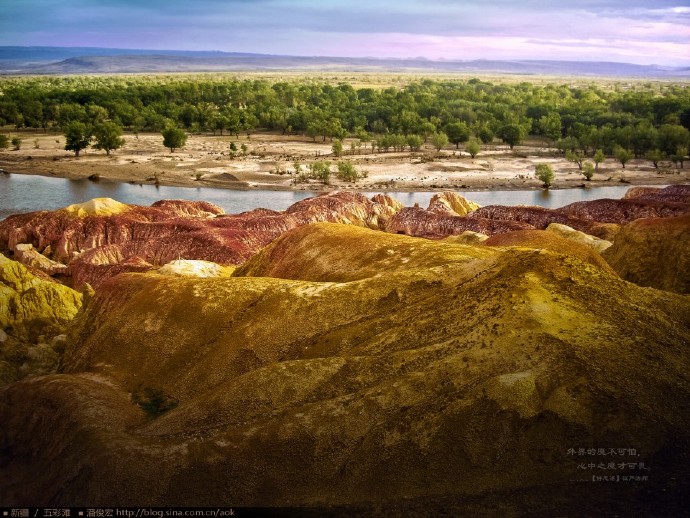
top-left (1, 75), bottom-right (689, 161)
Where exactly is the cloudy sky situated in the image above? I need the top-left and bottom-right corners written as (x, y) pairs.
top-left (1, 0), bottom-right (689, 65)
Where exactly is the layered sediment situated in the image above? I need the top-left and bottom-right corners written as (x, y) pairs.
top-left (1, 186), bottom-right (689, 514)
top-left (1, 222), bottom-right (689, 514)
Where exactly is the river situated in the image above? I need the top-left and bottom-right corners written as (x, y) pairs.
top-left (0, 173), bottom-right (639, 220)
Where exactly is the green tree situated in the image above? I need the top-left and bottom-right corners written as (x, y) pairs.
top-left (332, 139), bottom-right (343, 157)
top-left (499, 124), bottom-right (525, 149)
top-left (391, 133), bottom-right (407, 152)
top-left (407, 134), bottom-right (423, 152)
top-left (646, 149), bottom-right (664, 169)
top-left (613, 145), bottom-right (633, 168)
top-left (445, 122), bottom-right (471, 149)
top-left (672, 146), bottom-right (687, 168)
top-left (466, 139), bottom-right (480, 158)
top-left (93, 121), bottom-right (125, 155)
top-left (593, 149), bottom-right (606, 170)
top-left (539, 112), bottom-right (562, 144)
top-left (431, 132), bottom-right (449, 151)
top-left (336, 161), bottom-right (360, 183)
top-left (356, 128), bottom-right (371, 152)
top-left (162, 126), bottom-right (187, 153)
top-left (87, 104), bottom-right (108, 124)
top-left (565, 149), bottom-right (585, 170)
top-left (657, 124), bottom-right (689, 156)
top-left (64, 121), bottom-right (91, 157)
top-left (630, 122), bottom-right (658, 157)
top-left (309, 161), bottom-right (331, 184)
top-left (535, 163), bottom-right (554, 187)
top-left (556, 136), bottom-right (580, 154)
top-left (476, 125), bottom-right (494, 145)
top-left (419, 121), bottom-right (437, 142)
top-left (582, 162), bottom-right (595, 181)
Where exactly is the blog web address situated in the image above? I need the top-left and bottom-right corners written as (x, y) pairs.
top-left (0, 508), bottom-right (318, 518)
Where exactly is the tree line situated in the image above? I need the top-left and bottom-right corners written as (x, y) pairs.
top-left (1, 75), bottom-right (689, 162)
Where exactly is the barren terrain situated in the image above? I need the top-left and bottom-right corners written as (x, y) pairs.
top-left (1, 130), bottom-right (687, 192)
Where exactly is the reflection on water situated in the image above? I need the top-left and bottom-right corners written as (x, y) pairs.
top-left (0, 173), bottom-right (640, 221)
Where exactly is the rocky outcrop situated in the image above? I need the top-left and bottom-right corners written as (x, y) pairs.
top-left (469, 204), bottom-right (599, 234)
top-left (1, 223), bottom-right (688, 515)
top-left (603, 214), bottom-right (690, 294)
top-left (2, 188), bottom-right (689, 290)
top-left (427, 192), bottom-right (481, 216)
top-left (0, 255), bottom-right (81, 386)
top-left (13, 243), bottom-right (68, 275)
top-left (623, 184), bottom-right (690, 204)
top-left (557, 197), bottom-right (690, 225)
top-left (484, 229), bottom-right (616, 273)
top-left (0, 255), bottom-right (81, 341)
top-left (62, 197), bottom-right (131, 217)
top-left (0, 193), bottom-right (403, 289)
top-left (385, 206), bottom-right (532, 237)
top-left (156, 260), bottom-right (235, 278)
top-left (386, 189), bottom-right (689, 241)
top-left (544, 223), bottom-right (612, 253)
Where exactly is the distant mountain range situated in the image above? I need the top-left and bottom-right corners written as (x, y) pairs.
top-left (1, 46), bottom-right (688, 77)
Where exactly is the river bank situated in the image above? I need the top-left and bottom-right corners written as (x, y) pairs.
top-left (1, 130), bottom-right (687, 192)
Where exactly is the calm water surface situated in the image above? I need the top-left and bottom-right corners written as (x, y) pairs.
top-left (0, 173), bottom-right (639, 220)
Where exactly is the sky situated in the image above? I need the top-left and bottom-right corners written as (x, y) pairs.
top-left (1, 0), bottom-right (689, 66)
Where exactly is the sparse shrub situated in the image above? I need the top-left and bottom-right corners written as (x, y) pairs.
top-left (565, 149), bottom-right (585, 170)
top-left (535, 163), bottom-right (555, 187)
top-left (309, 160), bottom-right (331, 184)
top-left (646, 149), bottom-right (664, 169)
top-left (132, 387), bottom-right (179, 418)
top-left (466, 139), bottom-right (480, 158)
top-left (336, 160), bottom-right (360, 183)
top-left (613, 145), bottom-right (633, 168)
top-left (11, 137), bottom-right (22, 150)
top-left (34, 138), bottom-right (40, 149)
top-left (0, 135), bottom-right (8, 149)
top-left (332, 139), bottom-right (343, 157)
top-left (272, 162), bottom-right (286, 175)
top-left (593, 148), bottom-right (606, 170)
top-left (407, 134), bottom-right (423, 152)
top-left (431, 132), bottom-right (449, 152)
top-left (582, 162), bottom-right (595, 180)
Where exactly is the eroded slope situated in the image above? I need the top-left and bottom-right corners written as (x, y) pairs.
top-left (1, 223), bottom-right (688, 515)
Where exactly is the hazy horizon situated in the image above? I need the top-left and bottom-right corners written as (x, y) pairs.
top-left (1, 1), bottom-right (689, 67)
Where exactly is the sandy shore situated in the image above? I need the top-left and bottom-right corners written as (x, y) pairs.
top-left (1, 130), bottom-right (687, 192)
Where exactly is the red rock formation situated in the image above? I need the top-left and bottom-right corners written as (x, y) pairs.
top-left (385, 207), bottom-right (533, 237)
top-left (623, 185), bottom-right (690, 204)
top-left (3, 188), bottom-right (689, 288)
top-left (556, 197), bottom-right (690, 225)
top-left (0, 192), bottom-right (402, 289)
top-left (468, 205), bottom-right (597, 234)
